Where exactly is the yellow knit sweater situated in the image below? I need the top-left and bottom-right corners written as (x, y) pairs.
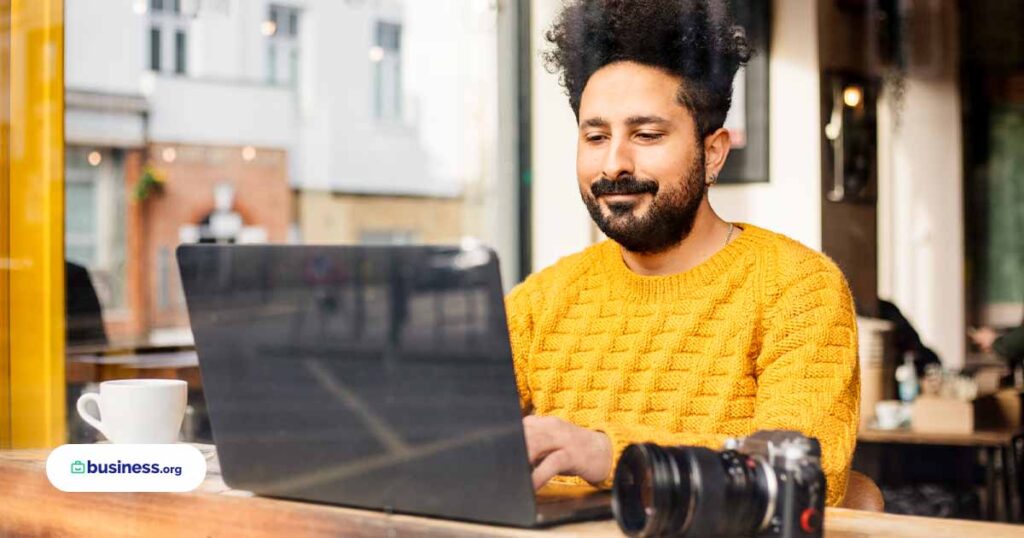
top-left (505, 223), bottom-right (860, 506)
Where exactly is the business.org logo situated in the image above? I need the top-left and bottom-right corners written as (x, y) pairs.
top-left (70, 459), bottom-right (183, 477)
top-left (48, 444), bottom-right (205, 492)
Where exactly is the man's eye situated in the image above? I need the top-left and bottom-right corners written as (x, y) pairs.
top-left (636, 132), bottom-right (663, 141)
top-left (586, 134), bottom-right (608, 143)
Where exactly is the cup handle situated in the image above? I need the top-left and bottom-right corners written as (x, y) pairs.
top-left (76, 392), bottom-right (110, 440)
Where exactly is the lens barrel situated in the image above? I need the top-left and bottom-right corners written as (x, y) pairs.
top-left (612, 443), bottom-right (772, 537)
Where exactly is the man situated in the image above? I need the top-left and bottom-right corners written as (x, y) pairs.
top-left (970, 324), bottom-right (1024, 364)
top-left (508, 0), bottom-right (860, 507)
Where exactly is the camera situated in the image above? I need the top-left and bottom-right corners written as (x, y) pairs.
top-left (611, 430), bottom-right (826, 538)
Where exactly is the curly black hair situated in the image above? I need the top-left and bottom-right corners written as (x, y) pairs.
top-left (544, 0), bottom-right (752, 138)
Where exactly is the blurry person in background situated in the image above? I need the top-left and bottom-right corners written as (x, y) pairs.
top-left (970, 322), bottom-right (1024, 365)
top-left (506, 0), bottom-right (860, 507)
top-left (879, 299), bottom-right (942, 376)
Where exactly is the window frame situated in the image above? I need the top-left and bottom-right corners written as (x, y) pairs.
top-left (148, 0), bottom-right (189, 76)
top-left (372, 19), bottom-right (403, 122)
top-left (2, 0), bottom-right (66, 448)
top-left (265, 4), bottom-right (301, 86)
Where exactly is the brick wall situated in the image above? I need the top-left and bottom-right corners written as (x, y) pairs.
top-left (139, 143), bottom-right (292, 334)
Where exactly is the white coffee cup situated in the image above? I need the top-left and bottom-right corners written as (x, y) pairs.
top-left (76, 379), bottom-right (187, 444)
top-left (875, 399), bottom-right (903, 430)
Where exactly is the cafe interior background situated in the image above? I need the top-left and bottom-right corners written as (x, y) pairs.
top-left (2, 0), bottom-right (1023, 525)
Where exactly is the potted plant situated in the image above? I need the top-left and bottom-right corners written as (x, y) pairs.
top-left (134, 165), bottom-right (166, 202)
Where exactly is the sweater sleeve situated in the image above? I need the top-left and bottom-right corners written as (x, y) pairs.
top-left (753, 254), bottom-right (860, 506)
top-left (505, 281), bottom-right (536, 414)
top-left (591, 255), bottom-right (860, 508)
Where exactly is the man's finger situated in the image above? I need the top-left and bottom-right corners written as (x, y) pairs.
top-left (523, 418), bottom-right (561, 466)
top-left (531, 449), bottom-right (570, 490)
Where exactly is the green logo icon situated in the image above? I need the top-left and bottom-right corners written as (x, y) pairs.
top-left (71, 460), bottom-right (86, 474)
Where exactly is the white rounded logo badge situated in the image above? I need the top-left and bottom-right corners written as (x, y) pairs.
top-left (46, 444), bottom-right (207, 492)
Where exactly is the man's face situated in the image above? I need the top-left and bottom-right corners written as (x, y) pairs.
top-left (576, 61), bottom-right (707, 254)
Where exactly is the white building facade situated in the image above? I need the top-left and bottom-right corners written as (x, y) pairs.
top-left (64, 0), bottom-right (515, 343)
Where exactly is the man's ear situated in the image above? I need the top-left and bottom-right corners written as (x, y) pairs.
top-left (703, 127), bottom-right (732, 181)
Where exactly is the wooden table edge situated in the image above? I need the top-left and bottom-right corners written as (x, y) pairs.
top-left (3, 448), bottom-right (1024, 537)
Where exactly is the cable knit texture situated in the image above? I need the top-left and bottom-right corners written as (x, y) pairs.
top-left (506, 223), bottom-right (860, 506)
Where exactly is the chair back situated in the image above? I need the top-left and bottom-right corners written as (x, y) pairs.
top-left (840, 470), bottom-right (885, 512)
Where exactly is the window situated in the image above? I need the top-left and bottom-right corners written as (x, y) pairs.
top-left (149, 27), bottom-right (161, 71)
top-left (373, 21), bottom-right (402, 121)
top-left (65, 181), bottom-right (97, 266)
top-left (271, 5), bottom-right (300, 37)
top-left (174, 30), bottom-right (187, 74)
top-left (66, 0), bottom-right (519, 357)
top-left (149, 0), bottom-right (188, 75)
top-left (64, 148), bottom-right (127, 310)
top-left (266, 5), bottom-right (300, 85)
top-left (65, 149), bottom-right (103, 268)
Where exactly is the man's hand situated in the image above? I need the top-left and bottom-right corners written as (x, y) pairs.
top-left (522, 415), bottom-right (612, 490)
top-left (969, 326), bottom-right (999, 353)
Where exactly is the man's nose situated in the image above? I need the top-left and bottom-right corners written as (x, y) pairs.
top-left (602, 137), bottom-right (635, 179)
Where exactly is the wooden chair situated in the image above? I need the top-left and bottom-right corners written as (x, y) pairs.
top-left (840, 470), bottom-right (885, 512)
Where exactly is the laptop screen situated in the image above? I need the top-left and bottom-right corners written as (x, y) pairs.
top-left (178, 244), bottom-right (537, 525)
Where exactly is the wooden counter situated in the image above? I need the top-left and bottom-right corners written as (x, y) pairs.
top-left (2, 447), bottom-right (1023, 537)
top-left (859, 426), bottom-right (1024, 448)
top-left (858, 426), bottom-right (1024, 522)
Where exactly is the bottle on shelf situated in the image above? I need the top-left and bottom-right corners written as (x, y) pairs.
top-left (895, 351), bottom-right (919, 403)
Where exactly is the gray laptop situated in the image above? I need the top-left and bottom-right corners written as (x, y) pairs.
top-left (177, 243), bottom-right (611, 527)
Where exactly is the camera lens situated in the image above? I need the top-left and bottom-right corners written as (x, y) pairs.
top-left (612, 443), bottom-right (773, 537)
top-left (613, 444), bottom-right (692, 536)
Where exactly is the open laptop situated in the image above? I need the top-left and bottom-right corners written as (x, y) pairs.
top-left (176, 243), bottom-right (612, 527)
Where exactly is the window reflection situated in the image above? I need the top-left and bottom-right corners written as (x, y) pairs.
top-left (63, 0), bottom-right (512, 445)
top-left (65, 0), bottom-right (507, 349)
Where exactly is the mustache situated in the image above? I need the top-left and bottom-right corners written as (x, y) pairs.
top-left (590, 175), bottom-right (659, 197)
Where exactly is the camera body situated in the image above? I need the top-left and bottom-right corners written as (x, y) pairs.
top-left (724, 430), bottom-right (826, 538)
top-left (612, 430), bottom-right (826, 538)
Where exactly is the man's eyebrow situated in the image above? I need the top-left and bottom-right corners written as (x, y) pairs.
top-left (580, 117), bottom-right (609, 129)
top-left (580, 115), bottom-right (671, 129)
top-left (624, 115), bottom-right (670, 127)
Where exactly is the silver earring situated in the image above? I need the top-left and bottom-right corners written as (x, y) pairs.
top-left (706, 173), bottom-right (718, 186)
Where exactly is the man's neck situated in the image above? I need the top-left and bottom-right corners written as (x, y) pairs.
top-left (619, 200), bottom-right (734, 276)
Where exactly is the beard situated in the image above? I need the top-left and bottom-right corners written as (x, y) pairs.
top-left (581, 154), bottom-right (706, 255)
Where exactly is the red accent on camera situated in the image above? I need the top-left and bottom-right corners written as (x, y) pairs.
top-left (800, 508), bottom-right (821, 533)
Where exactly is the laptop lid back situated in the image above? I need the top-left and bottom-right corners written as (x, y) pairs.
top-left (177, 244), bottom-right (537, 526)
